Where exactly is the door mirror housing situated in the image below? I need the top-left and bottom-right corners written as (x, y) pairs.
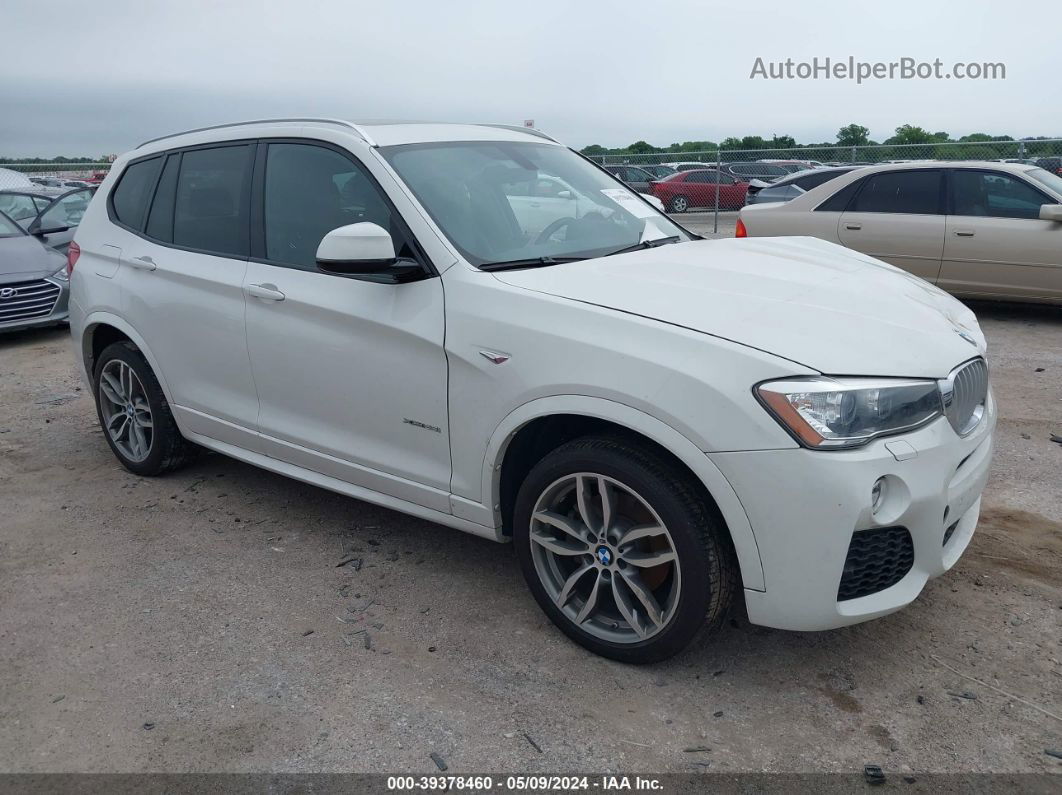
top-left (29, 220), bottom-right (70, 236)
top-left (1039, 204), bottom-right (1062, 223)
top-left (315, 222), bottom-right (423, 283)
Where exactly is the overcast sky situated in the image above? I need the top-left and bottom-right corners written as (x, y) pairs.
top-left (3, 0), bottom-right (1060, 157)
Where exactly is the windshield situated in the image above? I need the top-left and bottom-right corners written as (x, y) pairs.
top-left (380, 141), bottom-right (689, 267)
top-left (1025, 167), bottom-right (1062, 198)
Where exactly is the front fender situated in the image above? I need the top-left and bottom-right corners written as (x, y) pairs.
top-left (477, 395), bottom-right (765, 592)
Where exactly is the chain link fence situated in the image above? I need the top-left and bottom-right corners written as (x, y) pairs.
top-left (589, 139), bottom-right (1062, 231)
top-left (0, 162), bottom-right (113, 192)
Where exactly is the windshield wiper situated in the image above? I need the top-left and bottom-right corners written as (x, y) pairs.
top-left (479, 256), bottom-right (585, 272)
top-left (604, 236), bottom-right (682, 258)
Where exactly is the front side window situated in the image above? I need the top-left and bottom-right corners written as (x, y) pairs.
top-left (111, 157), bottom-right (162, 229)
top-left (850, 170), bottom-right (942, 215)
top-left (39, 189), bottom-right (92, 230)
top-left (381, 141), bottom-right (688, 267)
top-left (951, 170), bottom-right (1049, 220)
top-left (173, 145), bottom-right (253, 257)
top-left (263, 142), bottom-right (400, 270)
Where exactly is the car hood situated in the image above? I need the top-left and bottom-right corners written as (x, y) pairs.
top-left (0, 235), bottom-right (66, 283)
top-left (491, 236), bottom-right (985, 377)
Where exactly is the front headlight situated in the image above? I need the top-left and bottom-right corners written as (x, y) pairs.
top-left (49, 265), bottom-right (69, 282)
top-left (755, 377), bottom-right (943, 449)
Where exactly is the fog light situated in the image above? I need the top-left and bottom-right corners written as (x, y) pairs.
top-left (871, 477), bottom-right (887, 514)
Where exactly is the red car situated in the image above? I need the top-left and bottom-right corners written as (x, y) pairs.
top-left (650, 169), bottom-right (749, 213)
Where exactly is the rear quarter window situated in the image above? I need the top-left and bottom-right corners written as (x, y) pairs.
top-left (110, 157), bottom-right (163, 230)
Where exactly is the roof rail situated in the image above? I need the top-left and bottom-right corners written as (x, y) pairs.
top-left (136, 118), bottom-right (377, 149)
top-left (477, 124), bottom-right (559, 143)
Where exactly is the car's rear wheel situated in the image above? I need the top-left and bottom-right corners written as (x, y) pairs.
top-left (668, 195), bottom-right (690, 213)
top-left (513, 435), bottom-right (735, 663)
top-left (93, 342), bottom-right (197, 476)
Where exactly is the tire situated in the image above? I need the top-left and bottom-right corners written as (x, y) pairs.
top-left (668, 195), bottom-right (690, 213)
top-left (92, 341), bottom-right (197, 476)
top-left (513, 435), bottom-right (735, 663)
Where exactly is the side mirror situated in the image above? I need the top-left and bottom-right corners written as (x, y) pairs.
top-left (556, 189), bottom-right (574, 200)
top-left (1039, 204), bottom-right (1062, 223)
top-left (315, 223), bottom-right (423, 283)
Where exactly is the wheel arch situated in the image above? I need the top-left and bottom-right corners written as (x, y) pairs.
top-left (484, 396), bottom-right (765, 592)
top-left (81, 313), bottom-right (174, 403)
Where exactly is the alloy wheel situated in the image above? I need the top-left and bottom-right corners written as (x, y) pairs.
top-left (98, 359), bottom-right (153, 463)
top-left (528, 472), bottom-right (681, 644)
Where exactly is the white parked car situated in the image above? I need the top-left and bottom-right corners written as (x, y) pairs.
top-left (738, 161), bottom-right (1062, 304)
top-left (69, 120), bottom-right (994, 662)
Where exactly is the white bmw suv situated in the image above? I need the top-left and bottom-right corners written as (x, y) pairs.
top-left (69, 119), bottom-right (994, 662)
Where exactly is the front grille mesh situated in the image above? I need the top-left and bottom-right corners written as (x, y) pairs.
top-left (837, 526), bottom-right (914, 601)
top-left (0, 279), bottom-right (61, 324)
top-left (943, 358), bottom-right (988, 436)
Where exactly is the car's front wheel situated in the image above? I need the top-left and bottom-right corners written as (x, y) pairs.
top-left (513, 436), bottom-right (735, 663)
top-left (92, 341), bottom-right (197, 476)
top-left (668, 195), bottom-right (690, 213)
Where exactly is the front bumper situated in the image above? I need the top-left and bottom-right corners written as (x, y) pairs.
top-left (710, 392), bottom-right (996, 631)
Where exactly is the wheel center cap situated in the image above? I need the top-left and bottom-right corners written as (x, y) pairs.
top-left (595, 546), bottom-right (613, 566)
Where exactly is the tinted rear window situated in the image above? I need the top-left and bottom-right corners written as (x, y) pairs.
top-left (111, 157), bottom-right (162, 229)
top-left (815, 178), bottom-right (863, 212)
top-left (173, 145), bottom-right (253, 257)
top-left (849, 170), bottom-right (941, 214)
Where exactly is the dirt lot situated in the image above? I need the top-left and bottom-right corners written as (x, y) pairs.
top-left (0, 302), bottom-right (1060, 775)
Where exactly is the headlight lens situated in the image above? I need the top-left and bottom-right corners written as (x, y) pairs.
top-left (756, 377), bottom-right (943, 449)
top-left (49, 265), bottom-right (69, 282)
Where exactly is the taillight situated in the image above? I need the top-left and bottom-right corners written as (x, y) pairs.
top-left (735, 219), bottom-right (748, 238)
top-left (66, 241), bottom-right (81, 275)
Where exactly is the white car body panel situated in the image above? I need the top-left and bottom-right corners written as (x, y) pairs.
top-left (69, 121), bottom-right (997, 633)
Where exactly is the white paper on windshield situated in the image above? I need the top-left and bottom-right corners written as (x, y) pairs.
top-left (600, 188), bottom-right (657, 218)
top-left (639, 217), bottom-right (671, 243)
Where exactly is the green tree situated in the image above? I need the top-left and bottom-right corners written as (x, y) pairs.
top-left (836, 124), bottom-right (870, 147)
top-left (580, 144), bottom-right (607, 157)
top-left (626, 140), bottom-right (658, 154)
top-left (885, 125), bottom-right (939, 145)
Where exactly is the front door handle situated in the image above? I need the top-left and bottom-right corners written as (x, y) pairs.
top-left (954, 229), bottom-right (976, 237)
top-left (844, 223), bottom-right (862, 231)
top-left (246, 283), bottom-right (286, 301)
top-left (129, 255), bottom-right (157, 271)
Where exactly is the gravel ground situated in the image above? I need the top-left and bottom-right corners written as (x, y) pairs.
top-left (0, 300), bottom-right (1059, 775)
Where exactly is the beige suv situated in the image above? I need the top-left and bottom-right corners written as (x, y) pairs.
top-left (738, 161), bottom-right (1062, 304)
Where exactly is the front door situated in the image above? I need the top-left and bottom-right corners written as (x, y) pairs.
top-left (243, 141), bottom-right (451, 511)
top-left (938, 169), bottom-right (1062, 301)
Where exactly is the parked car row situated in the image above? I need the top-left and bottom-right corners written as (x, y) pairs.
top-left (738, 161), bottom-right (1062, 303)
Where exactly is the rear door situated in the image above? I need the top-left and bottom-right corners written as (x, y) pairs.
top-left (837, 169), bottom-right (946, 282)
top-left (117, 143), bottom-right (261, 449)
top-left (939, 168), bottom-right (1062, 301)
top-left (33, 188), bottom-right (93, 252)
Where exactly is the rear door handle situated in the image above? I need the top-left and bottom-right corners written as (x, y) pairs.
top-left (246, 283), bottom-right (285, 301)
top-left (954, 229), bottom-right (975, 237)
top-left (844, 223), bottom-right (862, 231)
top-left (129, 255), bottom-right (156, 271)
